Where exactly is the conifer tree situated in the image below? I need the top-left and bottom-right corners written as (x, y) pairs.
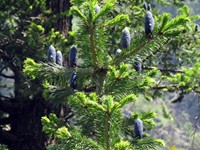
top-left (23, 0), bottom-right (200, 149)
top-left (0, 0), bottom-right (72, 149)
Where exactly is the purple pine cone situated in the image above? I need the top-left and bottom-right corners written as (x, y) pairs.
top-left (143, 2), bottom-right (147, 10)
top-left (134, 57), bottom-right (142, 72)
top-left (144, 11), bottom-right (155, 36)
top-left (195, 24), bottom-right (199, 32)
top-left (121, 28), bottom-right (131, 49)
top-left (69, 45), bottom-right (78, 67)
top-left (70, 72), bottom-right (77, 89)
top-left (47, 45), bottom-right (56, 63)
top-left (56, 51), bottom-right (63, 66)
top-left (147, 4), bottom-right (152, 11)
top-left (134, 118), bottom-right (143, 139)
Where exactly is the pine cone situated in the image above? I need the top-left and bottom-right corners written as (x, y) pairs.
top-left (70, 72), bottom-right (77, 89)
top-left (69, 45), bottom-right (78, 67)
top-left (195, 24), bottom-right (199, 32)
top-left (56, 51), bottom-right (63, 66)
top-left (134, 118), bottom-right (143, 139)
top-left (121, 28), bottom-right (131, 49)
top-left (143, 2), bottom-right (147, 10)
top-left (147, 4), bottom-right (152, 11)
top-left (47, 45), bottom-right (56, 63)
top-left (144, 11), bottom-right (155, 37)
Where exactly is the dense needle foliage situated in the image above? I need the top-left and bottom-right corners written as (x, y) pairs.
top-left (21, 0), bottom-right (200, 150)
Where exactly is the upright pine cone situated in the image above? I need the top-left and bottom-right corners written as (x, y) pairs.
top-left (144, 11), bottom-right (155, 37)
top-left (70, 72), bottom-right (77, 89)
top-left (56, 51), bottom-right (63, 66)
top-left (47, 45), bottom-right (56, 63)
top-left (147, 4), bottom-right (152, 11)
top-left (121, 28), bottom-right (131, 49)
top-left (134, 118), bottom-right (143, 139)
top-left (195, 24), bottom-right (199, 32)
top-left (69, 45), bottom-right (78, 67)
top-left (143, 2), bottom-right (147, 10)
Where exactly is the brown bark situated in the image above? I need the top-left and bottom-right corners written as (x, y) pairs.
top-left (47, 0), bottom-right (72, 37)
top-left (0, 93), bottom-right (48, 150)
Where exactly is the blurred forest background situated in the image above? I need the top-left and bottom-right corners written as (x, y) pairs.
top-left (0, 0), bottom-right (200, 150)
top-left (122, 0), bottom-right (200, 149)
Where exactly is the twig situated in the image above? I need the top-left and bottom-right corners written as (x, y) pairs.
top-left (0, 73), bottom-right (15, 79)
top-left (0, 94), bottom-right (13, 100)
top-left (143, 66), bottom-right (184, 73)
top-left (112, 39), bottom-right (150, 65)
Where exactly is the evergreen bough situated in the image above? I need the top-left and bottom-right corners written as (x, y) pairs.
top-left (22, 0), bottom-right (199, 150)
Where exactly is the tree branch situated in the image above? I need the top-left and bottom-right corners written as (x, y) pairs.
top-left (112, 38), bottom-right (152, 65)
top-left (193, 87), bottom-right (200, 94)
top-left (143, 66), bottom-right (184, 73)
top-left (0, 94), bottom-right (13, 100)
top-left (150, 84), bottom-right (179, 90)
top-left (89, 23), bottom-right (98, 68)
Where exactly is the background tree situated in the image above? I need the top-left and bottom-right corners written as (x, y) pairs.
top-left (0, 0), bottom-right (72, 149)
top-left (1, 0), bottom-right (200, 150)
top-left (23, 0), bottom-right (200, 150)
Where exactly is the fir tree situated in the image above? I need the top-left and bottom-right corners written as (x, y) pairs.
top-left (22, 0), bottom-right (200, 150)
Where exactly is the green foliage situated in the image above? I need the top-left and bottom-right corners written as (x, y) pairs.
top-left (168, 62), bottom-right (200, 93)
top-left (178, 5), bottom-right (190, 17)
top-left (114, 140), bottom-right (132, 150)
top-left (23, 58), bottom-right (68, 85)
top-left (162, 103), bottom-right (173, 121)
top-left (41, 113), bottom-right (66, 137)
top-left (134, 137), bottom-right (165, 150)
top-left (21, 0), bottom-right (200, 149)
top-left (47, 28), bottom-right (68, 48)
top-left (0, 144), bottom-right (8, 150)
top-left (105, 14), bottom-right (130, 27)
top-left (158, 13), bottom-right (190, 36)
top-left (105, 64), bottom-right (159, 101)
top-left (42, 114), bottom-right (100, 150)
top-left (70, 0), bottom-right (130, 67)
top-left (123, 111), bottom-right (157, 135)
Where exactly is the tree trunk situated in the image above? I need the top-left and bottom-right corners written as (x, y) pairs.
top-left (47, 0), bottom-right (72, 37)
top-left (8, 94), bottom-right (47, 150)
